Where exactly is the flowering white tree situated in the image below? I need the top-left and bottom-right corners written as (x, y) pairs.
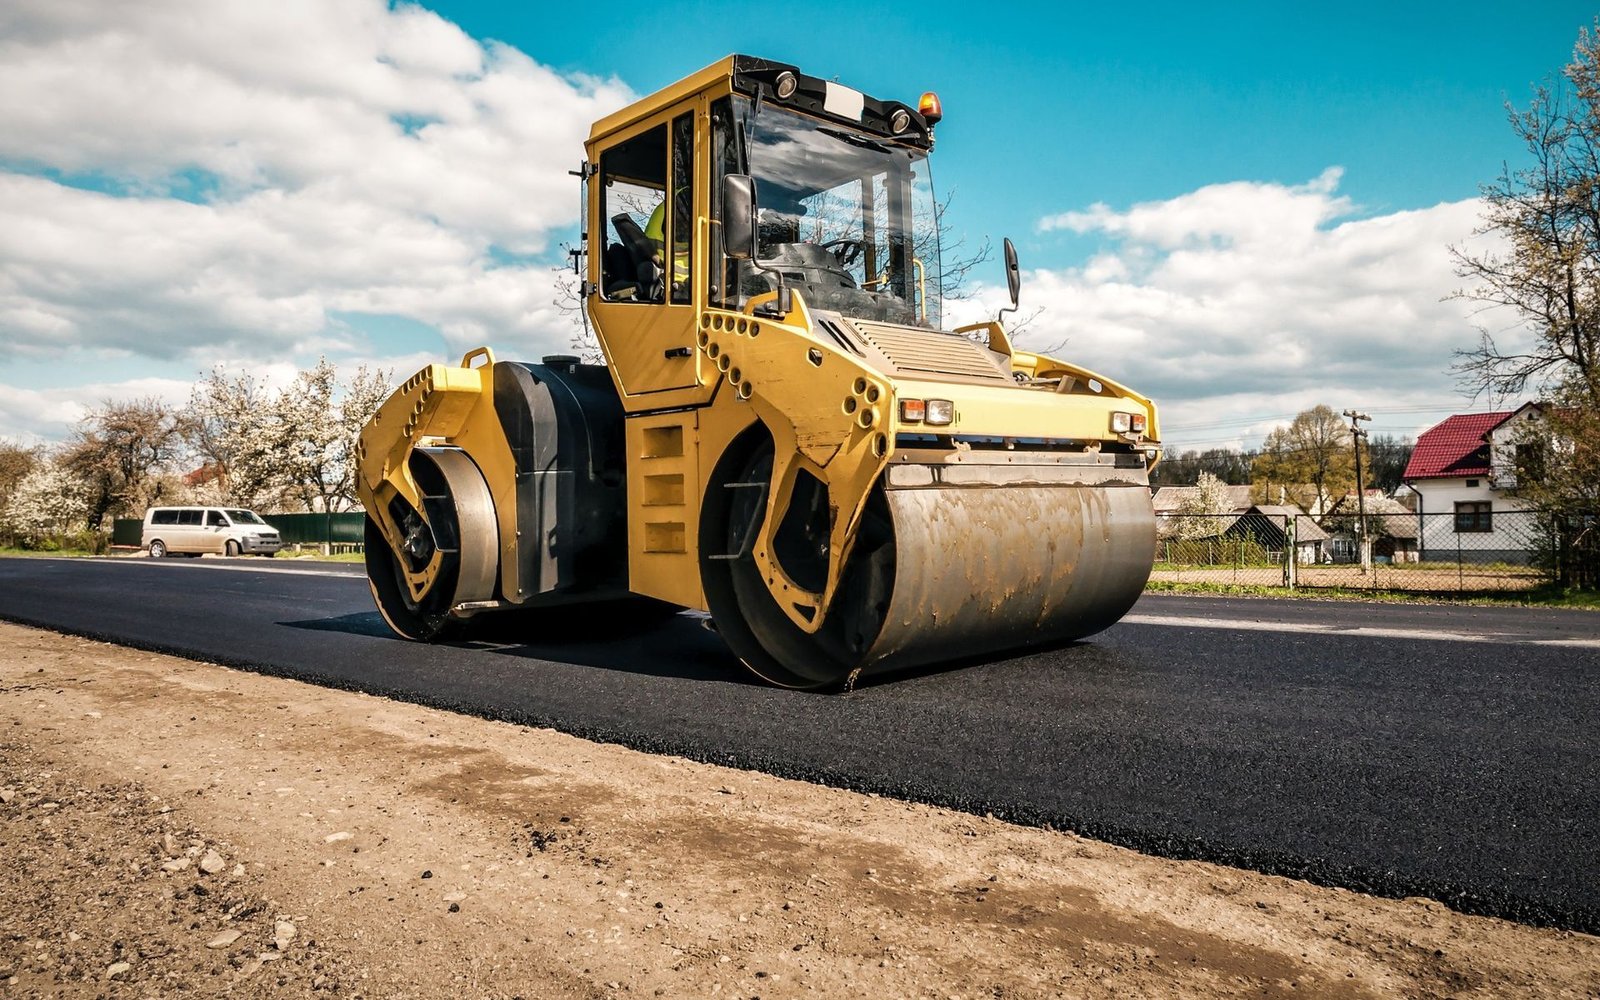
top-left (1172, 471), bottom-right (1236, 541)
top-left (1, 456), bottom-right (90, 542)
top-left (186, 367), bottom-right (292, 510)
top-left (276, 359), bottom-right (391, 514)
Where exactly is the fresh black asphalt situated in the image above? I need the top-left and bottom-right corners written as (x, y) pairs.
top-left (1, 555), bottom-right (1596, 932)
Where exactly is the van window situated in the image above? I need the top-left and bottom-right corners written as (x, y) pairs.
top-left (206, 510), bottom-right (226, 526)
top-left (226, 509), bottom-right (266, 525)
top-left (152, 510), bottom-right (178, 525)
top-left (178, 510), bottom-right (202, 526)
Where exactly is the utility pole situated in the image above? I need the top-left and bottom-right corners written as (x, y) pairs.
top-left (1343, 409), bottom-right (1371, 573)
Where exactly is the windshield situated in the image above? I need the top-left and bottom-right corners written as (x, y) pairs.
top-left (714, 98), bottom-right (942, 328)
top-left (225, 509), bottom-right (266, 525)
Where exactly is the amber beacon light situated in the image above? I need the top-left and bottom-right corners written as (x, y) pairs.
top-left (918, 91), bottom-right (943, 124)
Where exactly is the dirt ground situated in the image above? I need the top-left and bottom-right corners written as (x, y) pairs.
top-left (1, 622), bottom-right (1596, 999)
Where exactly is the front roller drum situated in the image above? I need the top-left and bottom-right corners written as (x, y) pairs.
top-left (365, 447), bottom-right (499, 641)
top-left (703, 444), bottom-right (1156, 689)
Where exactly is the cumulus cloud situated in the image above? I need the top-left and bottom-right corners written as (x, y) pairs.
top-left (952, 170), bottom-right (1495, 448)
top-left (0, 377), bottom-right (194, 445)
top-left (0, 0), bottom-right (629, 371)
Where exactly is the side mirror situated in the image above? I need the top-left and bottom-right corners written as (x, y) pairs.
top-left (722, 174), bottom-right (757, 261)
top-left (1003, 237), bottom-right (1020, 310)
top-left (999, 237), bottom-right (1021, 321)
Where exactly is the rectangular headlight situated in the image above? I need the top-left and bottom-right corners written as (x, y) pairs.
top-left (1110, 412), bottom-right (1132, 433)
top-left (924, 399), bottom-right (954, 426)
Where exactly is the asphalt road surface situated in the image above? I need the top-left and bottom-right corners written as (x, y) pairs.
top-left (2, 555), bottom-right (1597, 932)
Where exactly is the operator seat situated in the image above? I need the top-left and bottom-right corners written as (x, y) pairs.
top-left (611, 214), bottom-right (663, 302)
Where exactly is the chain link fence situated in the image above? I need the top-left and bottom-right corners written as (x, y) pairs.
top-left (1153, 510), bottom-right (1555, 593)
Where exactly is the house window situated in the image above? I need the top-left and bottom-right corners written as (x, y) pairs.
top-left (1515, 441), bottom-right (1546, 483)
top-left (1465, 478), bottom-right (1479, 488)
top-left (1454, 501), bottom-right (1492, 533)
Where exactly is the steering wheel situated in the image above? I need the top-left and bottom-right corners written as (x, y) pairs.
top-left (818, 238), bottom-right (865, 267)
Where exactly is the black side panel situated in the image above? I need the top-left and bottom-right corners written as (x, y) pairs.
top-left (493, 360), bottom-right (628, 603)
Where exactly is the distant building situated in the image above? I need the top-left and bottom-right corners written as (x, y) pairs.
top-left (1151, 486), bottom-right (1327, 563)
top-left (1322, 490), bottom-right (1421, 564)
top-left (1401, 405), bottom-right (1546, 563)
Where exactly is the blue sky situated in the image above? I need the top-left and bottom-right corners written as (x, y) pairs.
top-left (0, 1), bottom-right (1594, 450)
top-left (428, 0), bottom-right (1591, 253)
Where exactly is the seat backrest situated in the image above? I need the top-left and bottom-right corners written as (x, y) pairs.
top-left (612, 214), bottom-right (655, 266)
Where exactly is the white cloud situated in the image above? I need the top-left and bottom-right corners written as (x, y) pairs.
top-left (0, 376), bottom-right (195, 445)
top-left (953, 170), bottom-right (1502, 449)
top-left (0, 0), bottom-right (628, 379)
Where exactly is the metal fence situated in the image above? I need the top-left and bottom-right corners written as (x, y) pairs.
top-left (1152, 510), bottom-right (1554, 593)
top-left (111, 512), bottom-right (366, 550)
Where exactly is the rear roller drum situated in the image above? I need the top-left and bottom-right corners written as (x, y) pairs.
top-left (365, 447), bottom-right (498, 642)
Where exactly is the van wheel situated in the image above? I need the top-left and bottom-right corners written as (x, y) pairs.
top-left (149, 540), bottom-right (167, 558)
top-left (225, 540), bottom-right (240, 557)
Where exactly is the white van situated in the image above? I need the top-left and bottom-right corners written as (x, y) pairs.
top-left (142, 507), bottom-right (283, 558)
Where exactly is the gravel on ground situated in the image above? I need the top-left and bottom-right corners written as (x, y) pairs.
top-left (1, 621), bottom-right (1595, 999)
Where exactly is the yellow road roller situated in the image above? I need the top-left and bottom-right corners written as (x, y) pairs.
top-left (356, 55), bottom-right (1161, 689)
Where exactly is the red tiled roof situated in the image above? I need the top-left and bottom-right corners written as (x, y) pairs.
top-left (1402, 412), bottom-right (1511, 480)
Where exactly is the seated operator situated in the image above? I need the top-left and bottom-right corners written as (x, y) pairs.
top-left (644, 199), bottom-right (690, 299)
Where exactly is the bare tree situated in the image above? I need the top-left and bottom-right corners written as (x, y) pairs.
top-left (1453, 24), bottom-right (1600, 513)
top-left (59, 398), bottom-right (188, 529)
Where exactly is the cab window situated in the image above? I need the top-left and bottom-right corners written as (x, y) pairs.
top-left (206, 510), bottom-right (226, 527)
top-left (668, 111), bottom-right (694, 304)
top-left (598, 124), bottom-right (667, 303)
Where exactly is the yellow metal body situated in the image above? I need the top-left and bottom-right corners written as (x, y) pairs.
top-left (356, 55), bottom-right (1161, 682)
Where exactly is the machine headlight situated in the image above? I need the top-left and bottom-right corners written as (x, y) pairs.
top-left (924, 399), bottom-right (954, 426)
top-left (890, 109), bottom-right (911, 133)
top-left (775, 71), bottom-right (798, 99)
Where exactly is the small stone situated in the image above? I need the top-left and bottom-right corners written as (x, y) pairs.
top-left (105, 961), bottom-right (131, 979)
top-left (421, 870), bottom-right (433, 879)
top-left (231, 864), bottom-right (246, 877)
top-left (442, 892), bottom-right (466, 903)
top-left (865, 868), bottom-right (877, 877)
top-left (162, 857), bottom-right (191, 873)
top-left (447, 903), bottom-right (460, 913)
top-left (259, 951), bottom-right (282, 962)
top-left (207, 930), bottom-right (242, 949)
top-left (273, 921), bottom-right (296, 951)
top-left (323, 831), bottom-right (353, 844)
top-left (0, 789), bottom-right (14, 804)
top-left (161, 833), bottom-right (179, 856)
top-left (200, 851), bottom-right (226, 874)
top-left (67, 932), bottom-right (81, 942)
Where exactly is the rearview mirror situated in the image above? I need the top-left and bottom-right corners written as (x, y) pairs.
top-left (722, 174), bottom-right (757, 261)
top-left (1003, 237), bottom-right (1020, 310)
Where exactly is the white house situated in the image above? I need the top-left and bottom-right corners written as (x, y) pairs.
top-left (1401, 405), bottom-right (1545, 564)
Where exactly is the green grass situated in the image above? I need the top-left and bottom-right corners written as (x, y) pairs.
top-left (1, 547), bottom-right (366, 563)
top-left (275, 550), bottom-right (366, 563)
top-left (1144, 579), bottom-right (1600, 610)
